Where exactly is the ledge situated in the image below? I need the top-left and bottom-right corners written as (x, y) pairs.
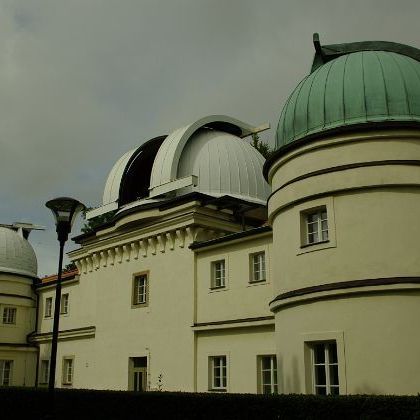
top-left (270, 277), bottom-right (420, 311)
top-left (192, 315), bottom-right (274, 331)
top-left (29, 325), bottom-right (96, 343)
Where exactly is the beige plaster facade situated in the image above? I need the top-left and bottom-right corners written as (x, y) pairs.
top-left (268, 129), bottom-right (420, 395)
top-left (0, 273), bottom-right (37, 387)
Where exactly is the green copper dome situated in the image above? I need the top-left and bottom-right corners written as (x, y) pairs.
top-left (276, 38), bottom-right (420, 149)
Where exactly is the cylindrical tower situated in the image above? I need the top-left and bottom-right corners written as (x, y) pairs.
top-left (0, 224), bottom-right (39, 386)
top-left (265, 38), bottom-right (420, 395)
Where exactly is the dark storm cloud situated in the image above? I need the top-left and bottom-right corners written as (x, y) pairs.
top-left (1, 0), bottom-right (419, 274)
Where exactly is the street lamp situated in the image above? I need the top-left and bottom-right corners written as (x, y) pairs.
top-left (45, 197), bottom-right (85, 393)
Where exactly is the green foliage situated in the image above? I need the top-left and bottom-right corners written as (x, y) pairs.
top-left (250, 133), bottom-right (274, 159)
top-left (2, 388), bottom-right (420, 420)
top-left (64, 262), bottom-right (76, 271)
top-left (81, 207), bottom-right (117, 234)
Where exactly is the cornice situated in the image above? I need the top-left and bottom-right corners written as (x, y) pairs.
top-left (29, 325), bottom-right (96, 343)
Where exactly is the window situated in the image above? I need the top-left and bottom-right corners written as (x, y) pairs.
top-left (133, 274), bottom-right (148, 306)
top-left (305, 207), bottom-right (328, 245)
top-left (209, 356), bottom-right (227, 390)
top-left (258, 355), bottom-right (278, 394)
top-left (311, 342), bottom-right (339, 395)
top-left (45, 297), bottom-right (53, 318)
top-left (40, 360), bottom-right (50, 385)
top-left (2, 307), bottom-right (16, 324)
top-left (62, 357), bottom-right (74, 385)
top-left (250, 252), bottom-right (266, 282)
top-left (60, 293), bottom-right (69, 314)
top-left (0, 360), bottom-right (13, 386)
top-left (211, 260), bottom-right (225, 288)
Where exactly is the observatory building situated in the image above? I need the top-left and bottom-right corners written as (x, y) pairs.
top-left (2, 36), bottom-right (420, 395)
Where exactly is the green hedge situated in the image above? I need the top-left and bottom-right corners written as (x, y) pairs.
top-left (1, 388), bottom-right (420, 420)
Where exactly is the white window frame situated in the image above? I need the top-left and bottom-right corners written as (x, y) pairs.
top-left (60, 293), bottom-right (69, 314)
top-left (211, 260), bottom-right (226, 289)
top-left (62, 357), bottom-right (74, 386)
top-left (132, 272), bottom-right (149, 307)
top-left (311, 341), bottom-right (339, 395)
top-left (2, 307), bottom-right (16, 324)
top-left (45, 297), bottom-right (53, 318)
top-left (250, 252), bottom-right (266, 283)
top-left (258, 355), bottom-right (278, 394)
top-left (305, 207), bottom-right (328, 245)
top-left (209, 356), bottom-right (227, 391)
top-left (40, 359), bottom-right (50, 385)
top-left (0, 360), bottom-right (13, 386)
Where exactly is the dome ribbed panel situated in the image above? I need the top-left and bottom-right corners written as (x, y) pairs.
top-left (0, 228), bottom-right (37, 277)
top-left (401, 55), bottom-right (420, 116)
top-left (177, 129), bottom-right (269, 204)
top-left (344, 52), bottom-right (366, 123)
top-left (324, 55), bottom-right (346, 128)
top-left (381, 53), bottom-right (410, 117)
top-left (364, 52), bottom-right (389, 117)
top-left (276, 50), bottom-right (420, 149)
top-left (102, 149), bottom-right (135, 205)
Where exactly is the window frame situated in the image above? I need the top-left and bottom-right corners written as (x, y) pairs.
top-left (2, 307), bottom-right (17, 325)
top-left (297, 198), bottom-right (336, 255)
top-left (310, 341), bottom-right (339, 395)
top-left (209, 355), bottom-right (227, 391)
top-left (132, 271), bottom-right (149, 308)
top-left (45, 297), bottom-right (53, 318)
top-left (258, 355), bottom-right (278, 394)
top-left (0, 360), bottom-right (13, 386)
top-left (39, 359), bottom-right (50, 385)
top-left (60, 293), bottom-right (69, 315)
top-left (62, 356), bottom-right (74, 386)
top-left (303, 331), bottom-right (346, 395)
top-left (249, 252), bottom-right (266, 283)
top-left (303, 206), bottom-right (329, 246)
top-left (211, 260), bottom-right (226, 289)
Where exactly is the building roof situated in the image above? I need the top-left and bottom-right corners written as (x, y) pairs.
top-left (88, 116), bottom-right (270, 220)
top-left (190, 226), bottom-right (271, 250)
top-left (275, 36), bottom-right (420, 150)
top-left (37, 268), bottom-right (78, 288)
top-left (0, 226), bottom-right (37, 278)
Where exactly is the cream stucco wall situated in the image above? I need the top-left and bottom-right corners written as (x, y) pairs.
top-left (0, 273), bottom-right (37, 386)
top-left (268, 129), bottom-right (420, 395)
top-left (196, 326), bottom-right (275, 393)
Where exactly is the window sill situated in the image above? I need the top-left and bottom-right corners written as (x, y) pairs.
top-left (131, 303), bottom-right (149, 309)
top-left (209, 286), bottom-right (228, 293)
top-left (300, 240), bottom-right (330, 249)
top-left (208, 388), bottom-right (227, 392)
top-left (249, 279), bottom-right (266, 285)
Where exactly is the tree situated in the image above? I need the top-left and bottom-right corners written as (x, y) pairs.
top-left (81, 207), bottom-right (116, 233)
top-left (250, 133), bottom-right (273, 159)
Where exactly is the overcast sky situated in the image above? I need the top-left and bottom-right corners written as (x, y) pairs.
top-left (1, 0), bottom-right (419, 276)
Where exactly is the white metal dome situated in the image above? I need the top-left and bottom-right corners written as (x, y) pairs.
top-left (0, 227), bottom-right (37, 278)
top-left (86, 115), bottom-right (270, 220)
top-left (175, 128), bottom-right (270, 204)
top-left (149, 115), bottom-right (270, 204)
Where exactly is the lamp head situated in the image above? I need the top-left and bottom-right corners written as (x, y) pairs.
top-left (45, 197), bottom-right (85, 243)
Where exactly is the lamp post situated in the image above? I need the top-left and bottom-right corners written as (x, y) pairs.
top-left (45, 197), bottom-right (85, 393)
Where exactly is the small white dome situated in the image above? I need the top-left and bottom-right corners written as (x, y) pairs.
top-left (177, 128), bottom-right (270, 204)
top-left (0, 227), bottom-right (37, 277)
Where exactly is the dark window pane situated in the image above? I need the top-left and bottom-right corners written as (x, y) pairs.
top-left (329, 366), bottom-right (339, 386)
top-left (262, 357), bottom-right (271, 370)
top-left (329, 343), bottom-right (338, 363)
top-left (315, 365), bottom-right (326, 386)
top-left (330, 386), bottom-right (339, 395)
top-left (315, 386), bottom-right (327, 395)
top-left (314, 344), bottom-right (325, 363)
top-left (263, 371), bottom-right (272, 385)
